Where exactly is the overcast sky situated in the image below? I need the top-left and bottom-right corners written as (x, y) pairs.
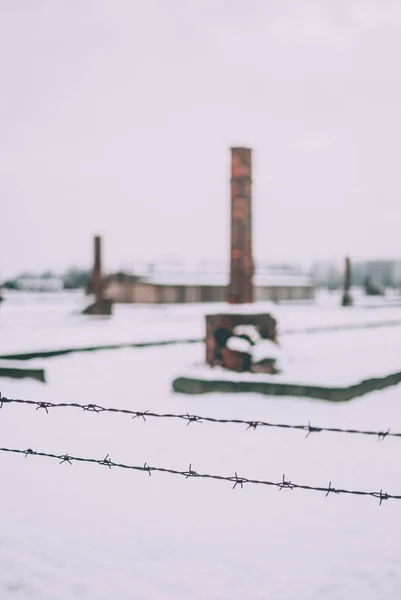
top-left (1, 0), bottom-right (401, 276)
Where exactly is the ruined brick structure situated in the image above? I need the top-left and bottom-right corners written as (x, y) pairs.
top-left (205, 312), bottom-right (278, 367)
top-left (205, 147), bottom-right (278, 369)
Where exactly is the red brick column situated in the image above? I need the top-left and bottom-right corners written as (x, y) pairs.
top-left (228, 147), bottom-right (253, 304)
top-left (92, 235), bottom-right (103, 301)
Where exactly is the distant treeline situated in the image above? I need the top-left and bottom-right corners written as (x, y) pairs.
top-left (311, 260), bottom-right (401, 289)
top-left (1, 267), bottom-right (91, 290)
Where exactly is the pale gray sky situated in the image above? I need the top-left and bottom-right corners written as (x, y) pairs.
top-left (1, 0), bottom-right (401, 276)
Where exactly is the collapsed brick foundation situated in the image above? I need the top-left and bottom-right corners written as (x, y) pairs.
top-left (205, 312), bottom-right (278, 373)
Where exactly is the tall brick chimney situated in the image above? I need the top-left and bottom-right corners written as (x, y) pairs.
top-left (92, 235), bottom-right (103, 300)
top-left (341, 256), bottom-right (353, 307)
top-left (82, 234), bottom-right (112, 315)
top-left (228, 147), bottom-right (253, 304)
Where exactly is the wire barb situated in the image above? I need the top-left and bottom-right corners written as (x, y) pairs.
top-left (279, 474), bottom-right (295, 491)
top-left (373, 490), bottom-right (390, 506)
top-left (59, 454), bottom-right (72, 465)
top-left (100, 454), bottom-right (112, 468)
top-left (132, 411), bottom-right (149, 422)
top-left (246, 421), bottom-right (259, 431)
top-left (185, 414), bottom-right (202, 426)
top-left (185, 464), bottom-right (199, 479)
top-left (305, 422), bottom-right (322, 439)
top-left (232, 472), bottom-right (245, 490)
top-left (36, 402), bottom-right (52, 413)
top-left (325, 481), bottom-right (339, 497)
top-left (83, 404), bottom-right (103, 413)
top-left (143, 462), bottom-right (152, 476)
top-left (378, 429), bottom-right (391, 442)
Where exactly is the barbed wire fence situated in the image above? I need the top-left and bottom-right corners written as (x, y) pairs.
top-left (1, 392), bottom-right (400, 505)
top-left (1, 446), bottom-right (399, 505)
top-left (0, 394), bottom-right (398, 441)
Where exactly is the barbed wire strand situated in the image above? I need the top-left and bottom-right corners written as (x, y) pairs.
top-left (0, 446), bottom-right (398, 505)
top-left (0, 394), bottom-right (398, 441)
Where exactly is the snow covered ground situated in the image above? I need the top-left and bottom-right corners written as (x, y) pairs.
top-left (1, 288), bottom-right (401, 355)
top-left (0, 291), bottom-right (401, 599)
